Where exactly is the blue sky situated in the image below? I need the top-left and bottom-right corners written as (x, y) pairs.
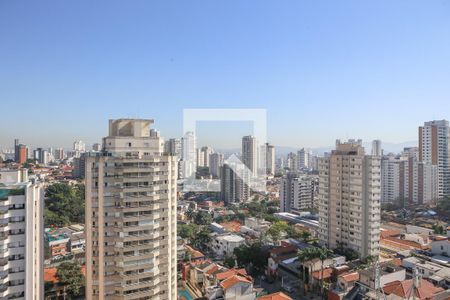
top-left (1, 0), bottom-right (450, 149)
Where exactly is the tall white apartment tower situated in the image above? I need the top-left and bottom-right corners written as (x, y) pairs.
top-left (298, 148), bottom-right (310, 169)
top-left (220, 162), bottom-right (250, 205)
top-left (181, 131), bottom-right (197, 178)
top-left (85, 119), bottom-right (177, 300)
top-left (264, 143), bottom-right (275, 175)
top-left (0, 169), bottom-right (44, 300)
top-left (318, 140), bottom-right (381, 258)
top-left (371, 140), bottom-right (382, 156)
top-left (419, 120), bottom-right (450, 198)
top-left (209, 153), bottom-right (224, 178)
top-left (242, 136), bottom-right (258, 174)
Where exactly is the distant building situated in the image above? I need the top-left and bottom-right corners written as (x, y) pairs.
top-left (371, 139), bottom-right (382, 156)
top-left (280, 172), bottom-right (317, 213)
top-left (209, 152), bottom-right (224, 178)
top-left (264, 143), bottom-right (275, 175)
top-left (242, 135), bottom-right (258, 174)
top-left (92, 143), bottom-right (102, 152)
top-left (298, 148), bottom-right (310, 169)
top-left (220, 162), bottom-right (250, 205)
top-left (181, 131), bottom-right (197, 178)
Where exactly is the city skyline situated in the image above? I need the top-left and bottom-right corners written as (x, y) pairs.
top-left (1, 1), bottom-right (450, 148)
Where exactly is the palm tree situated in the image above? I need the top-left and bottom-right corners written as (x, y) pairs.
top-left (297, 247), bottom-right (315, 296)
top-left (306, 246), bottom-right (333, 299)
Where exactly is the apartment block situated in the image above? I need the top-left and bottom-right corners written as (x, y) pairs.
top-left (318, 140), bottom-right (380, 258)
top-left (0, 169), bottom-right (44, 300)
top-left (85, 119), bottom-right (177, 300)
top-left (279, 172), bottom-right (317, 213)
top-left (419, 120), bottom-right (450, 198)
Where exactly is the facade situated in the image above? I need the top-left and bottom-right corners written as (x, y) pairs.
top-left (318, 140), bottom-right (381, 258)
top-left (279, 172), bottom-right (316, 213)
top-left (419, 120), bottom-right (450, 198)
top-left (242, 136), bottom-right (258, 174)
top-left (85, 119), bottom-right (177, 299)
top-left (0, 169), bottom-right (44, 300)
top-left (286, 152), bottom-right (298, 172)
top-left (220, 162), bottom-right (250, 205)
top-left (209, 153), bottom-right (224, 178)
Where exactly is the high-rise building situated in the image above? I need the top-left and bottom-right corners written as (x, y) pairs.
top-left (54, 147), bottom-right (65, 160)
top-left (263, 143), bottom-right (275, 175)
top-left (419, 120), bottom-right (450, 198)
top-left (220, 162), bottom-right (250, 205)
top-left (242, 136), bottom-right (258, 174)
top-left (209, 152), bottom-right (224, 178)
top-left (280, 172), bottom-right (317, 213)
top-left (181, 131), bottom-right (196, 178)
top-left (73, 140), bottom-right (86, 158)
top-left (381, 155), bottom-right (403, 203)
top-left (286, 152), bottom-right (298, 172)
top-left (164, 138), bottom-right (181, 157)
top-left (318, 140), bottom-right (380, 258)
top-left (371, 140), bottom-right (382, 156)
top-left (0, 169), bottom-right (44, 299)
top-left (85, 119), bottom-right (177, 299)
top-left (297, 148), bottom-right (310, 169)
top-left (14, 139), bottom-right (19, 162)
top-left (199, 146), bottom-right (214, 168)
top-left (92, 143), bottom-right (102, 152)
top-left (17, 144), bottom-right (28, 164)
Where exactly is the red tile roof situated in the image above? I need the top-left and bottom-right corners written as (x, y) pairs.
top-left (340, 272), bottom-right (359, 282)
top-left (312, 268), bottom-right (333, 280)
top-left (215, 268), bottom-right (247, 281)
top-left (220, 275), bottom-right (252, 290)
top-left (258, 292), bottom-right (292, 300)
top-left (383, 279), bottom-right (444, 299)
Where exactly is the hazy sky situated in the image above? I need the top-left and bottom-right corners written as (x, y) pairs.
top-left (1, 0), bottom-right (450, 150)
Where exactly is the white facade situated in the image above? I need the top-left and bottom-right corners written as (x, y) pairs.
top-left (381, 155), bottom-right (402, 203)
top-left (0, 169), bottom-right (44, 300)
top-left (181, 131), bottom-right (197, 178)
top-left (318, 140), bottom-right (380, 258)
top-left (211, 234), bottom-right (245, 258)
top-left (280, 173), bottom-right (316, 212)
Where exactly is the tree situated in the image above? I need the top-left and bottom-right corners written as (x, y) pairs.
top-left (45, 183), bottom-right (85, 227)
top-left (178, 224), bottom-right (198, 239)
top-left (297, 247), bottom-right (315, 295)
top-left (223, 256), bottom-right (236, 268)
top-left (56, 261), bottom-right (85, 298)
top-left (193, 211), bottom-right (213, 225)
top-left (191, 227), bottom-right (212, 252)
top-left (432, 224), bottom-right (445, 235)
top-left (267, 221), bottom-right (289, 243)
top-left (234, 242), bottom-right (268, 275)
top-left (300, 231), bottom-right (311, 242)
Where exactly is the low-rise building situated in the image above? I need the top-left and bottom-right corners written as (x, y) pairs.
top-left (431, 236), bottom-right (450, 256)
top-left (211, 234), bottom-right (246, 258)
